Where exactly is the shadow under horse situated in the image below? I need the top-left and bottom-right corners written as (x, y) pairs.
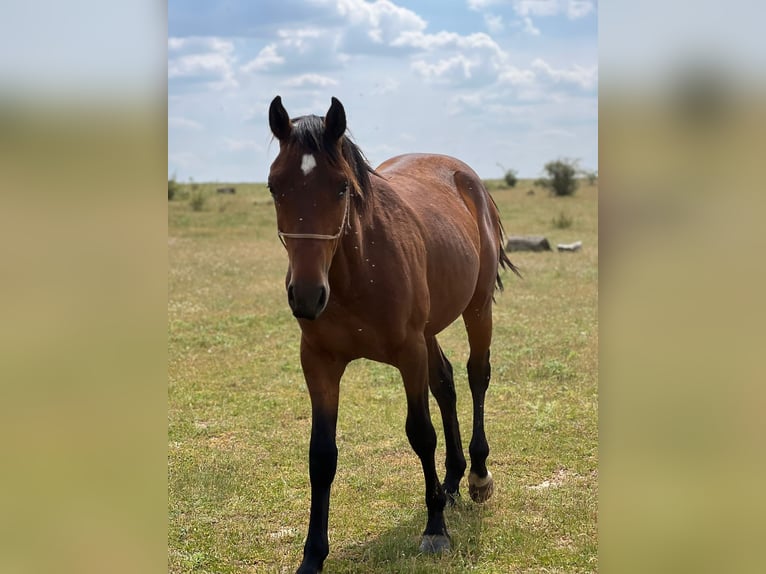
top-left (267, 96), bottom-right (519, 574)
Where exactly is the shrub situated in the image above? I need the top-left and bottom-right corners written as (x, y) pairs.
top-left (503, 169), bottom-right (518, 188)
top-left (584, 170), bottom-right (598, 185)
top-left (552, 211), bottom-right (573, 229)
top-left (168, 176), bottom-right (179, 200)
top-left (190, 189), bottom-right (206, 211)
top-left (496, 163), bottom-right (518, 188)
top-left (538, 158), bottom-right (580, 197)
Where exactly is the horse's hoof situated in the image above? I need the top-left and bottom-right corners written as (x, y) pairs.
top-left (468, 470), bottom-right (494, 503)
top-left (444, 488), bottom-right (461, 506)
top-left (295, 562), bottom-right (321, 574)
top-left (419, 534), bottom-right (451, 554)
top-left (295, 556), bottom-right (324, 574)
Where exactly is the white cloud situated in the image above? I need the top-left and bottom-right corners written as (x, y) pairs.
top-left (514, 0), bottom-right (560, 17)
top-left (336, 0), bottom-right (427, 43)
top-left (168, 2), bottom-right (598, 180)
top-left (532, 58), bottom-right (598, 89)
top-left (334, 0), bottom-right (429, 55)
top-left (498, 65), bottom-right (536, 85)
top-left (447, 90), bottom-right (537, 119)
top-left (168, 116), bottom-right (203, 130)
top-left (277, 28), bottom-right (324, 50)
top-left (223, 138), bottom-right (263, 152)
top-left (241, 44), bottom-right (284, 73)
top-left (242, 28), bottom-right (348, 74)
top-left (567, 1), bottom-right (595, 19)
top-left (398, 30), bottom-right (507, 86)
top-left (412, 55), bottom-right (475, 83)
top-left (284, 73), bottom-right (338, 88)
top-left (484, 13), bottom-right (504, 33)
top-left (522, 16), bottom-right (541, 36)
top-left (467, 0), bottom-right (496, 9)
top-left (516, 1), bottom-right (594, 19)
top-left (393, 30), bottom-right (503, 56)
top-left (168, 37), bottom-right (237, 89)
top-left (470, 1), bottom-right (595, 20)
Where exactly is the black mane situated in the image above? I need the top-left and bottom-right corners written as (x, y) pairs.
top-left (290, 115), bottom-right (376, 214)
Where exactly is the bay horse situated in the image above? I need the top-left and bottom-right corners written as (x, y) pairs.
top-left (267, 96), bottom-right (518, 574)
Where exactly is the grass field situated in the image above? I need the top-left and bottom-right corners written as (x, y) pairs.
top-left (168, 178), bottom-right (598, 573)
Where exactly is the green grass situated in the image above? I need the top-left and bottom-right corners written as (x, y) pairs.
top-left (168, 179), bottom-right (598, 573)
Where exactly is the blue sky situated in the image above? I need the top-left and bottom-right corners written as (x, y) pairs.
top-left (168, 0), bottom-right (597, 182)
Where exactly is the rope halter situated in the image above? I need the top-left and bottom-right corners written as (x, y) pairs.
top-left (277, 182), bottom-right (350, 248)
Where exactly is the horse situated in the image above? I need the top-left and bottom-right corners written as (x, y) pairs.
top-left (267, 96), bottom-right (518, 574)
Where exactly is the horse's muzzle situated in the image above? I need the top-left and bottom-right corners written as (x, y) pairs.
top-left (287, 282), bottom-right (328, 320)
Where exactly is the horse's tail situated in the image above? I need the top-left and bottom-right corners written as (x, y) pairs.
top-left (486, 188), bottom-right (522, 291)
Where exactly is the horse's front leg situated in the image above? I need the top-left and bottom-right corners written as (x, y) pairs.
top-left (296, 337), bottom-right (347, 574)
top-left (397, 335), bottom-right (451, 554)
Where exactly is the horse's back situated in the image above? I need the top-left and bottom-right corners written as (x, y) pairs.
top-left (377, 153), bottom-right (496, 223)
top-left (375, 154), bottom-right (502, 332)
top-left (377, 153), bottom-right (499, 249)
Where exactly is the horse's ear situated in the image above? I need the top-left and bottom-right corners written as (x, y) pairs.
top-left (269, 95), bottom-right (292, 141)
top-left (324, 97), bottom-right (346, 143)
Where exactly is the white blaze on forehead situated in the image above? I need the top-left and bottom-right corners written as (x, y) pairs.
top-left (300, 154), bottom-right (316, 175)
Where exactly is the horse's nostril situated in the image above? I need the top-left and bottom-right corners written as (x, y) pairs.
top-left (287, 283), bottom-right (327, 319)
top-left (317, 286), bottom-right (327, 309)
top-left (287, 284), bottom-right (296, 307)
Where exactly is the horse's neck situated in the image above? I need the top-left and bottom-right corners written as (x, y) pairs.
top-left (329, 209), bottom-right (368, 295)
top-left (329, 182), bottom-right (392, 296)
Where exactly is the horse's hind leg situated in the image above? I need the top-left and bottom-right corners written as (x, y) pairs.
top-left (462, 301), bottom-right (496, 503)
top-left (426, 336), bottom-right (467, 502)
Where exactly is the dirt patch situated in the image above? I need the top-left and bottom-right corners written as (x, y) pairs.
top-left (526, 468), bottom-right (574, 491)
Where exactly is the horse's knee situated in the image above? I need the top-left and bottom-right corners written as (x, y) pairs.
top-left (406, 412), bottom-right (437, 457)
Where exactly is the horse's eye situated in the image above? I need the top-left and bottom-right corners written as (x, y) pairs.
top-left (339, 183), bottom-right (348, 198)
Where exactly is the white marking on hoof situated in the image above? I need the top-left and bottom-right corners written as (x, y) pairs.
top-left (419, 534), bottom-right (451, 554)
top-left (301, 153), bottom-right (316, 175)
top-left (468, 470), bottom-right (494, 503)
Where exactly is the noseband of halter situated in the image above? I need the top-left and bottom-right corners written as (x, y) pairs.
top-left (277, 182), bottom-right (351, 248)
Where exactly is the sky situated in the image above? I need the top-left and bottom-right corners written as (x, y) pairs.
top-left (168, 0), bottom-right (598, 182)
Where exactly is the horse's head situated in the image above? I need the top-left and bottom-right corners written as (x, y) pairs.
top-left (268, 96), bottom-right (352, 320)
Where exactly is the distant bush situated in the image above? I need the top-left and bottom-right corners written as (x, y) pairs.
top-left (190, 188), bottom-right (206, 211)
top-left (537, 159), bottom-right (580, 197)
top-left (584, 170), bottom-right (598, 185)
top-left (552, 211), bottom-right (573, 229)
top-left (168, 176), bottom-right (179, 200)
top-left (496, 163), bottom-right (518, 188)
top-left (187, 178), bottom-right (206, 211)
